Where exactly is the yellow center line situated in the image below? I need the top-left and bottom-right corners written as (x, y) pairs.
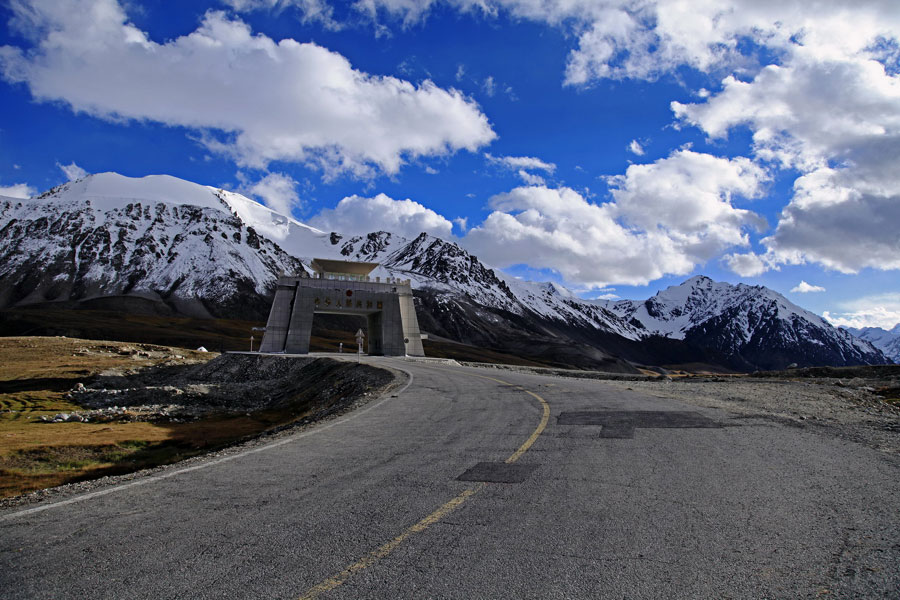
top-left (504, 390), bottom-right (550, 464)
top-left (300, 485), bottom-right (484, 600)
top-left (297, 368), bottom-right (550, 599)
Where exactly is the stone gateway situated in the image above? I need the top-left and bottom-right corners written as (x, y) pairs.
top-left (258, 258), bottom-right (425, 357)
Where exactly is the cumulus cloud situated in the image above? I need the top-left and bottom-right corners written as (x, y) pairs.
top-left (349, 1), bottom-right (900, 84)
top-left (57, 161), bottom-right (88, 181)
top-left (466, 186), bottom-right (659, 286)
top-left (244, 172), bottom-right (303, 216)
top-left (0, 0), bottom-right (495, 178)
top-left (823, 294), bottom-right (900, 330)
top-left (762, 167), bottom-right (900, 273)
top-left (672, 24), bottom-right (900, 275)
top-left (791, 281), bottom-right (826, 293)
top-left (310, 193), bottom-right (454, 239)
top-left (673, 51), bottom-right (900, 173)
top-left (0, 183), bottom-right (36, 199)
top-left (466, 152), bottom-right (766, 286)
top-left (607, 149), bottom-right (768, 256)
top-left (517, 170), bottom-right (545, 185)
top-left (723, 252), bottom-right (769, 277)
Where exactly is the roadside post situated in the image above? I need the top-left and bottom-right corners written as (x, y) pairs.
top-left (250, 326), bottom-right (266, 353)
top-left (355, 328), bottom-right (365, 363)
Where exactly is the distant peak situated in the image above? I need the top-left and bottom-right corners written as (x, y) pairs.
top-left (684, 275), bottom-right (713, 285)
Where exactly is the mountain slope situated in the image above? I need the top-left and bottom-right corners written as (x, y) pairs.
top-left (0, 174), bottom-right (308, 318)
top-left (844, 325), bottom-right (900, 363)
top-left (606, 277), bottom-right (888, 370)
top-left (0, 172), bottom-right (888, 371)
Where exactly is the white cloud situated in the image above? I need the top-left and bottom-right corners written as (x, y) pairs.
top-left (593, 292), bottom-right (619, 300)
top-left (350, 1), bottom-right (900, 84)
top-left (0, 183), bottom-right (36, 199)
top-left (791, 281), bottom-right (826, 293)
top-left (628, 139), bottom-right (644, 155)
top-left (673, 51), bottom-right (900, 173)
top-left (453, 216), bottom-right (468, 231)
top-left (517, 170), bottom-right (545, 185)
top-left (310, 192), bottom-right (454, 239)
top-left (465, 150), bottom-right (768, 287)
top-left (607, 149), bottom-right (768, 258)
top-left (455, 64), bottom-right (465, 81)
top-left (221, 0), bottom-right (341, 29)
top-left (57, 161), bottom-right (88, 181)
top-left (466, 186), bottom-right (654, 286)
top-left (347, 2), bottom-right (900, 278)
top-left (723, 252), bottom-right (769, 277)
top-left (0, 0), bottom-right (495, 179)
top-left (482, 75), bottom-right (496, 97)
top-left (486, 153), bottom-right (556, 173)
top-left (673, 37), bottom-right (900, 275)
top-left (244, 172), bottom-right (303, 216)
top-left (824, 293), bottom-right (900, 330)
top-left (762, 167), bottom-right (900, 273)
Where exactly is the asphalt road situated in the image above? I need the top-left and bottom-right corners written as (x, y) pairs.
top-left (2, 358), bottom-right (899, 599)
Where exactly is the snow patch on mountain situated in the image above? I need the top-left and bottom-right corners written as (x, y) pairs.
top-left (844, 325), bottom-right (900, 363)
top-left (0, 174), bottom-right (306, 315)
top-left (607, 276), bottom-right (831, 340)
top-left (603, 276), bottom-right (886, 368)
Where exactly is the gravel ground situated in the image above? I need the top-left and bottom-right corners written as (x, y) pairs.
top-left (597, 375), bottom-right (899, 455)
top-left (467, 362), bottom-right (900, 455)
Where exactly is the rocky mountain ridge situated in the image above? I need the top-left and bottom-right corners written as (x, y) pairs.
top-left (0, 172), bottom-right (889, 371)
top-left (607, 276), bottom-right (886, 371)
top-left (844, 325), bottom-right (900, 363)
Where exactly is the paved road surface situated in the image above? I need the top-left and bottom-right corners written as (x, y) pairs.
top-left (2, 358), bottom-right (898, 598)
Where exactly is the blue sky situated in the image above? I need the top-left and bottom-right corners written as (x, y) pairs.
top-left (1, 0), bottom-right (899, 328)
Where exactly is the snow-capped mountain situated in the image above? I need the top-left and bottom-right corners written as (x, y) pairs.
top-left (843, 325), bottom-right (900, 363)
top-left (606, 276), bottom-right (888, 370)
top-left (0, 173), bottom-right (312, 317)
top-left (0, 172), bottom-right (888, 371)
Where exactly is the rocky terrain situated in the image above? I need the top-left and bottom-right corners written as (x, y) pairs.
top-left (592, 367), bottom-right (899, 455)
top-left (46, 352), bottom-right (394, 425)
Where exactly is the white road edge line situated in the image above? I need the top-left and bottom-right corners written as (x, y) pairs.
top-left (1, 361), bottom-right (414, 522)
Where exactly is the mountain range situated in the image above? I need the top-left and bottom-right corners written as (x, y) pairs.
top-left (0, 172), bottom-right (891, 372)
top-left (843, 325), bottom-right (900, 364)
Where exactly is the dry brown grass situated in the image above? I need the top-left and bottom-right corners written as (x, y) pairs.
top-left (0, 337), bottom-right (315, 498)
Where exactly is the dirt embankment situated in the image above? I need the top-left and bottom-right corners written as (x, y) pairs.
top-left (60, 353), bottom-right (395, 424)
top-left (0, 337), bottom-right (399, 500)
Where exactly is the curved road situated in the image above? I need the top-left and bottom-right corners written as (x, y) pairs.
top-left (2, 358), bottom-right (898, 598)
